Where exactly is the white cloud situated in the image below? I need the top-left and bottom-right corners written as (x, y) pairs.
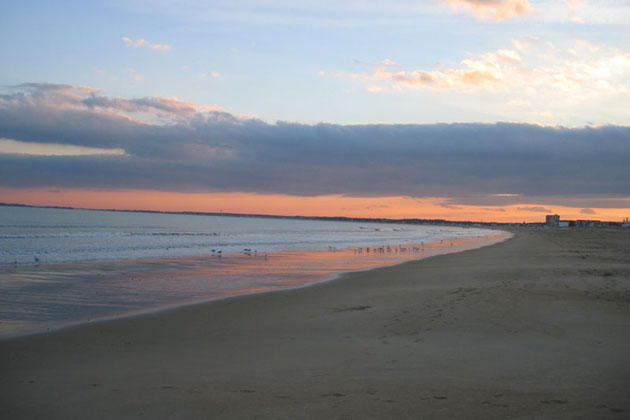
top-left (340, 37), bottom-right (630, 124)
top-left (357, 38), bottom-right (630, 93)
top-left (541, 0), bottom-right (630, 24)
top-left (0, 138), bottom-right (126, 156)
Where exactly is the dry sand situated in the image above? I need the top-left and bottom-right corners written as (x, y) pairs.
top-left (1, 228), bottom-right (629, 419)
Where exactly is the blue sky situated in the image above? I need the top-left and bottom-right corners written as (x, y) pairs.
top-left (1, 1), bottom-right (629, 221)
top-left (2, 0), bottom-right (629, 125)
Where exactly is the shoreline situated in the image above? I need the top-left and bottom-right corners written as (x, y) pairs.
top-left (2, 228), bottom-right (629, 419)
top-left (0, 231), bottom-right (511, 339)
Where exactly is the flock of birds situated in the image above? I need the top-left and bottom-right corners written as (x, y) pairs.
top-left (349, 239), bottom-right (456, 255)
top-left (208, 240), bottom-right (454, 261)
top-left (20, 240), bottom-right (456, 268)
top-left (351, 242), bottom-right (426, 254)
top-left (211, 248), bottom-right (269, 261)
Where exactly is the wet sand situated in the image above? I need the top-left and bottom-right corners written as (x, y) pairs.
top-left (1, 228), bottom-right (629, 419)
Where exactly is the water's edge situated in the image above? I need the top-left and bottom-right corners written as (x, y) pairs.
top-left (0, 230), bottom-right (512, 341)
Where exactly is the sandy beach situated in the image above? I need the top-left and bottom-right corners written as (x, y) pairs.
top-left (1, 228), bottom-right (629, 419)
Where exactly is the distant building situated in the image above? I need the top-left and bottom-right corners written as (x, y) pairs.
top-left (558, 221), bottom-right (570, 228)
top-left (623, 217), bottom-right (630, 228)
top-left (546, 214), bottom-right (560, 227)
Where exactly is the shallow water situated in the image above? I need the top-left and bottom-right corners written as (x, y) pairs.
top-left (0, 234), bottom-right (510, 338)
top-left (0, 205), bottom-right (508, 337)
top-left (1, 205), bottom-right (495, 265)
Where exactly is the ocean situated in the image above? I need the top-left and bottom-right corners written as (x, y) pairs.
top-left (0, 205), bottom-right (508, 337)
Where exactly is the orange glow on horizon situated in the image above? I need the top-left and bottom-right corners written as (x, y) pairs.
top-left (0, 187), bottom-right (628, 223)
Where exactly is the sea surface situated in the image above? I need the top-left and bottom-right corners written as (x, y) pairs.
top-left (0, 205), bottom-right (508, 337)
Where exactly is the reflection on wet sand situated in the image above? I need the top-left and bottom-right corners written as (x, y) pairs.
top-left (0, 232), bottom-right (509, 337)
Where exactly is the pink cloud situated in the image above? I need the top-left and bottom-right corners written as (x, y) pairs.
top-left (122, 37), bottom-right (171, 51)
top-left (200, 72), bottom-right (221, 79)
top-left (442, 0), bottom-right (534, 22)
top-left (1, 83), bottom-right (223, 125)
top-left (0, 83), bottom-right (100, 111)
top-left (368, 50), bottom-right (523, 91)
top-left (566, 0), bottom-right (584, 13)
top-left (348, 37), bottom-right (630, 105)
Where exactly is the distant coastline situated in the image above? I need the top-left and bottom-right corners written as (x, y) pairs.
top-left (1, 202), bottom-right (625, 228)
top-left (1, 201), bottom-right (513, 228)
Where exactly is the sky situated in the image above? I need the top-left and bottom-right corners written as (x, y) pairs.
top-left (1, 0), bottom-right (629, 222)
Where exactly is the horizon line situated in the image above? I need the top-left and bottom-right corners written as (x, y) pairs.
top-left (2, 202), bottom-right (624, 227)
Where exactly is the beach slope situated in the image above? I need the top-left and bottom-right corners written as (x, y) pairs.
top-left (2, 228), bottom-right (629, 419)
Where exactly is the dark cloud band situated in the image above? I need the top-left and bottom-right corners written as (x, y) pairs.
top-left (1, 83), bottom-right (629, 203)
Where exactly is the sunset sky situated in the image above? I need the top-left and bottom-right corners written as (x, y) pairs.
top-left (1, 0), bottom-right (629, 222)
